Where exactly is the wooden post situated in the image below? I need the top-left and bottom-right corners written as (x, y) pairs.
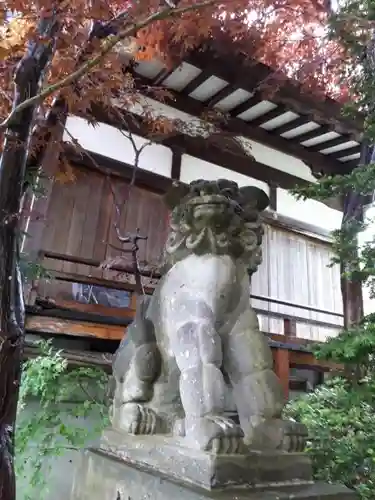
top-left (283, 318), bottom-right (297, 338)
top-left (273, 347), bottom-right (290, 400)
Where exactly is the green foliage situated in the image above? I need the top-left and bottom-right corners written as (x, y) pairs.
top-left (17, 340), bottom-right (110, 500)
top-left (285, 6), bottom-right (375, 499)
top-left (19, 254), bottom-right (53, 282)
top-left (313, 319), bottom-right (375, 367)
top-left (328, 1), bottom-right (375, 141)
top-left (290, 162), bottom-right (375, 203)
top-left (285, 312), bottom-right (375, 499)
top-left (285, 378), bottom-right (375, 499)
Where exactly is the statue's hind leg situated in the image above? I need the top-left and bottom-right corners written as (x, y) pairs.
top-left (111, 342), bottom-right (166, 434)
top-left (222, 308), bottom-right (307, 452)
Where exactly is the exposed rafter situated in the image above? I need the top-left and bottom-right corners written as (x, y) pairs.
top-left (206, 84), bottom-right (237, 107)
top-left (292, 125), bottom-right (333, 144)
top-left (184, 45), bottom-right (363, 137)
top-left (306, 135), bottom-right (352, 152)
top-left (248, 105), bottom-right (288, 127)
top-left (328, 145), bottom-right (361, 160)
top-left (129, 49), bottom-right (364, 177)
top-left (180, 69), bottom-right (213, 95)
top-left (272, 116), bottom-right (311, 135)
top-left (230, 95), bottom-right (262, 117)
top-left (135, 76), bottom-right (350, 176)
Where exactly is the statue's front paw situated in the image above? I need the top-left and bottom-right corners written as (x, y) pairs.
top-left (186, 415), bottom-right (245, 454)
top-left (247, 419), bottom-right (307, 452)
top-left (113, 403), bottom-right (165, 435)
top-left (280, 420), bottom-right (307, 452)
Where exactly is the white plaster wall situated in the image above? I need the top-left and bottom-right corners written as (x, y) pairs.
top-left (180, 154), bottom-right (270, 194)
top-left (63, 116), bottom-right (172, 178)
top-left (277, 188), bottom-right (342, 233)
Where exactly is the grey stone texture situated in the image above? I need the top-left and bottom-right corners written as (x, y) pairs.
top-left (111, 180), bottom-right (305, 453)
top-left (71, 443), bottom-right (357, 500)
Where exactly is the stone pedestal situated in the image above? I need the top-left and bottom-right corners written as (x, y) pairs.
top-left (71, 429), bottom-right (358, 500)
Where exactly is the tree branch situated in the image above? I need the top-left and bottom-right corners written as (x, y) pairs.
top-left (0, 0), bottom-right (218, 129)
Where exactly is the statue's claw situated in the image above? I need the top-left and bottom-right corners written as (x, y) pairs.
top-left (186, 415), bottom-right (245, 454)
top-left (113, 403), bottom-right (165, 435)
top-left (246, 419), bottom-right (307, 452)
top-left (279, 420), bottom-right (307, 452)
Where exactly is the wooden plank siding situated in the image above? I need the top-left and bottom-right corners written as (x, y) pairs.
top-left (25, 164), bottom-right (168, 302)
top-left (252, 225), bottom-right (343, 342)
top-left (24, 162), bottom-right (343, 347)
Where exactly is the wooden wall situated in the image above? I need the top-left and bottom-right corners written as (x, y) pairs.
top-left (41, 167), bottom-right (168, 271)
top-left (252, 226), bottom-right (343, 341)
top-left (24, 163), bottom-right (343, 342)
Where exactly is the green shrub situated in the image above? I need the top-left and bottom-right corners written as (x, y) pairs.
top-left (285, 377), bottom-right (375, 499)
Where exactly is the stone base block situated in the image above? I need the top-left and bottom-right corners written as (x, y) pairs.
top-left (71, 430), bottom-right (358, 500)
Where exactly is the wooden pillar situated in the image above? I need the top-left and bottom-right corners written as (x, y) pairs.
top-left (274, 347), bottom-right (290, 400)
top-left (283, 318), bottom-right (297, 338)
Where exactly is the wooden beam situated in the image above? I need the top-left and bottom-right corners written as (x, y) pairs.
top-left (25, 310), bottom-right (342, 373)
top-left (206, 84), bottom-right (237, 107)
top-left (306, 135), bottom-right (354, 153)
top-left (283, 318), bottom-right (297, 338)
top-left (181, 69), bottom-right (213, 95)
top-left (23, 343), bottom-right (114, 370)
top-left (273, 348), bottom-right (290, 399)
top-left (289, 350), bottom-right (342, 371)
top-left (48, 270), bottom-right (155, 295)
top-left (271, 116), bottom-right (310, 136)
top-left (42, 298), bottom-right (136, 320)
top-left (165, 134), bottom-right (308, 190)
top-left (328, 145), bottom-right (361, 160)
top-left (269, 184), bottom-right (277, 211)
top-left (90, 106), bottom-right (313, 191)
top-left (171, 147), bottom-right (182, 180)
top-left (248, 105), bottom-right (287, 127)
top-left (135, 80), bottom-right (346, 176)
top-left (40, 249), bottom-right (162, 280)
top-left (292, 125), bottom-right (332, 144)
top-left (152, 67), bottom-right (175, 85)
top-left (26, 315), bottom-right (126, 340)
top-left (230, 94), bottom-right (262, 117)
top-left (66, 145), bottom-right (173, 194)
top-left (184, 44), bottom-right (362, 137)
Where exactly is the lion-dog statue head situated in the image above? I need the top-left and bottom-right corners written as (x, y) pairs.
top-left (162, 179), bottom-right (269, 275)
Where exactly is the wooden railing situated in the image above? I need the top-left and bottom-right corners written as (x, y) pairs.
top-left (24, 250), bottom-right (343, 343)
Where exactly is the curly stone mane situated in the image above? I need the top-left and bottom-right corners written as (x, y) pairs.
top-left (162, 179), bottom-right (269, 274)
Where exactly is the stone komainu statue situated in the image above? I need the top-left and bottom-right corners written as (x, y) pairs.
top-left (111, 179), bottom-right (306, 454)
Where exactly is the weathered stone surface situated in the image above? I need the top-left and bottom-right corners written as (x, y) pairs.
top-left (100, 429), bottom-right (312, 490)
top-left (111, 180), bottom-right (305, 453)
top-left (71, 445), bottom-right (358, 500)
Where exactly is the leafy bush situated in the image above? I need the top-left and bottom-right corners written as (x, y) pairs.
top-left (16, 340), bottom-right (110, 500)
top-left (285, 377), bottom-right (375, 499)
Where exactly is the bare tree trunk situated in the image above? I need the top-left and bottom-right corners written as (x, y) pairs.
top-left (0, 14), bottom-right (59, 499)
